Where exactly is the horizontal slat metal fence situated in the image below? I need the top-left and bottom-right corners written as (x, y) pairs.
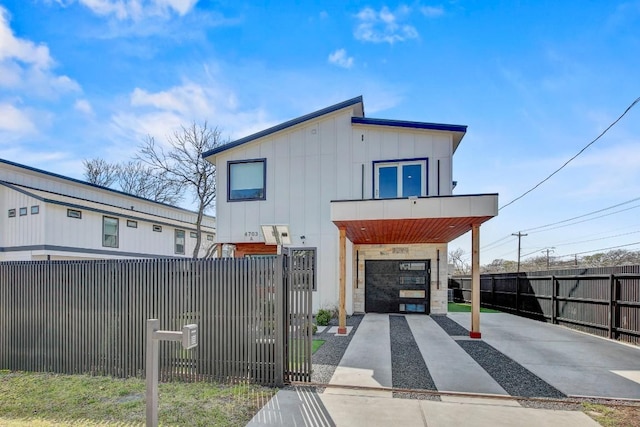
top-left (451, 265), bottom-right (640, 345)
top-left (0, 256), bottom-right (312, 386)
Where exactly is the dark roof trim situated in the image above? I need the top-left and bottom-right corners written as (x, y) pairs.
top-left (351, 117), bottom-right (467, 133)
top-left (202, 95), bottom-right (364, 159)
top-left (0, 158), bottom-right (199, 214)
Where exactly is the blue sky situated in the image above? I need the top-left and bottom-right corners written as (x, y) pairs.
top-left (1, 0), bottom-right (639, 264)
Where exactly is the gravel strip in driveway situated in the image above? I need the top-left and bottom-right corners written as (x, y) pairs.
top-left (311, 315), bottom-right (363, 385)
top-left (389, 315), bottom-right (440, 400)
top-left (430, 314), bottom-right (470, 336)
top-left (457, 340), bottom-right (565, 398)
top-left (431, 314), bottom-right (566, 398)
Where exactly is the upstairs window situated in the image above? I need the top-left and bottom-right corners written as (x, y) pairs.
top-left (103, 216), bottom-right (119, 248)
top-left (175, 230), bottom-right (185, 254)
top-left (228, 159), bottom-right (266, 201)
top-left (374, 159), bottom-right (427, 199)
top-left (19, 207), bottom-right (27, 216)
top-left (67, 209), bottom-right (82, 219)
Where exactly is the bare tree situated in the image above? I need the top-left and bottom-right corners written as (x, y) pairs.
top-left (82, 159), bottom-right (183, 205)
top-left (117, 161), bottom-right (182, 205)
top-left (448, 248), bottom-right (470, 275)
top-left (83, 158), bottom-right (118, 187)
top-left (138, 122), bottom-right (224, 258)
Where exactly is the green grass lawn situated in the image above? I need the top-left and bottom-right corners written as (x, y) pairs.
top-left (312, 339), bottom-right (325, 353)
top-left (448, 302), bottom-right (502, 313)
top-left (0, 371), bottom-right (275, 427)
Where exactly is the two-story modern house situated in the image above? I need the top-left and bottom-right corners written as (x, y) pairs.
top-left (203, 96), bottom-right (497, 335)
top-left (0, 159), bottom-right (216, 260)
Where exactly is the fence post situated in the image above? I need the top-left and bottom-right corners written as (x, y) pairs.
top-left (609, 274), bottom-right (616, 339)
top-left (491, 276), bottom-right (496, 308)
top-left (515, 275), bottom-right (520, 314)
top-left (551, 275), bottom-right (557, 324)
top-left (274, 255), bottom-right (285, 387)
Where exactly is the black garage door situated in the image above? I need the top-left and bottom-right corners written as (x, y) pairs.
top-left (365, 260), bottom-right (430, 314)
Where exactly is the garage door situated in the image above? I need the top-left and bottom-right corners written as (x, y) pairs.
top-left (365, 260), bottom-right (430, 314)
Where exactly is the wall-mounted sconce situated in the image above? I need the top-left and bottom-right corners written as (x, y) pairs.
top-left (300, 235), bottom-right (306, 244)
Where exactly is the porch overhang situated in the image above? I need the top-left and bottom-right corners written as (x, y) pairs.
top-left (330, 194), bottom-right (498, 244)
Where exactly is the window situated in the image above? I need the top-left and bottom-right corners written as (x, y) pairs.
top-left (8, 209), bottom-right (16, 218)
top-left (152, 225), bottom-right (162, 232)
top-left (175, 229), bottom-right (185, 254)
top-left (103, 216), bottom-right (119, 248)
top-left (31, 205), bottom-right (39, 215)
top-left (207, 234), bottom-right (214, 241)
top-left (190, 231), bottom-right (197, 238)
top-left (127, 220), bottom-right (138, 228)
top-left (19, 207), bottom-right (27, 216)
top-left (373, 159), bottom-right (427, 199)
top-left (228, 159), bottom-right (266, 201)
top-left (67, 209), bottom-right (82, 219)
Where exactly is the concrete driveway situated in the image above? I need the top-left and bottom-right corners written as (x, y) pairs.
top-left (448, 312), bottom-right (640, 399)
top-left (248, 312), bottom-right (640, 426)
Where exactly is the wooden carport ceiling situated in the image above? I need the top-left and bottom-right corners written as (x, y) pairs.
top-left (332, 216), bottom-right (493, 244)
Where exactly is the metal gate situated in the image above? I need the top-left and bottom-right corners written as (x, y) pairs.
top-left (283, 248), bottom-right (316, 382)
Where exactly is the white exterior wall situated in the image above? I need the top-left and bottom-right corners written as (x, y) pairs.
top-left (215, 106), bottom-right (457, 313)
top-left (0, 161), bottom-right (216, 261)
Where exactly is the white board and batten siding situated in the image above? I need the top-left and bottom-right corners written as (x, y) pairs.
top-left (0, 159), bottom-right (216, 261)
top-left (215, 105), bottom-right (457, 313)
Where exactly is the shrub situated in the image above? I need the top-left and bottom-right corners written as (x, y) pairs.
top-left (316, 309), bottom-right (332, 326)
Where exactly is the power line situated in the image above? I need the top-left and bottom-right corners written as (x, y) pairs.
top-left (550, 230), bottom-right (640, 248)
top-left (528, 204), bottom-right (640, 234)
top-left (499, 96), bottom-right (640, 211)
top-left (481, 234), bottom-right (514, 250)
top-left (555, 241), bottom-right (640, 257)
top-left (521, 196), bottom-right (640, 233)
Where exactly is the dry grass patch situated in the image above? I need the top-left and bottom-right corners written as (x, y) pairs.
top-left (0, 371), bottom-right (275, 427)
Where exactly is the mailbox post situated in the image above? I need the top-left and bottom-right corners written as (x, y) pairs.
top-left (146, 319), bottom-right (198, 427)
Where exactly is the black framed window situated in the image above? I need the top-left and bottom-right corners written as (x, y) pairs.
top-left (175, 229), bottom-right (185, 254)
top-left (31, 205), bottom-right (39, 215)
top-left (127, 220), bottom-right (137, 228)
top-left (103, 216), bottom-right (119, 248)
top-left (67, 209), bottom-right (81, 219)
top-left (153, 225), bottom-right (162, 232)
top-left (190, 231), bottom-right (197, 238)
top-left (8, 209), bottom-right (16, 218)
top-left (228, 159), bottom-right (266, 201)
top-left (19, 207), bottom-right (27, 216)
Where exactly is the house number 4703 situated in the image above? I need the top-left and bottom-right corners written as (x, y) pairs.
top-left (245, 232), bottom-right (259, 237)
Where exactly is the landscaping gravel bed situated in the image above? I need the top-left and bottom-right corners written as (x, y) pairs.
top-left (430, 314), bottom-right (470, 336)
top-left (389, 315), bottom-right (440, 401)
top-left (457, 340), bottom-right (566, 399)
top-left (311, 314), bottom-right (363, 384)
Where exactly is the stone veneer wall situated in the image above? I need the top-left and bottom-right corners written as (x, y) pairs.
top-left (353, 243), bottom-right (449, 314)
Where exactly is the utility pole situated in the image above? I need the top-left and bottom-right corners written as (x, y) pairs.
top-left (542, 247), bottom-right (555, 269)
top-left (512, 232), bottom-right (528, 273)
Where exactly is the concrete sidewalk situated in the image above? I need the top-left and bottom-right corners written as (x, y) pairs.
top-left (247, 388), bottom-right (597, 426)
top-left (246, 312), bottom-right (640, 426)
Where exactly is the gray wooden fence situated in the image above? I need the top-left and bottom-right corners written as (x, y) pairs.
top-left (450, 265), bottom-right (640, 345)
top-left (0, 255), bottom-right (313, 386)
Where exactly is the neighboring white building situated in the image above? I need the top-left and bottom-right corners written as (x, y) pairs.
top-left (204, 96), bottom-right (497, 318)
top-left (0, 159), bottom-right (216, 261)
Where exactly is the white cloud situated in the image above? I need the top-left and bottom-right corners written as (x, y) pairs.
top-left (64, 0), bottom-right (199, 21)
top-left (74, 99), bottom-right (94, 115)
top-left (328, 49), bottom-right (354, 69)
top-left (0, 6), bottom-right (80, 97)
top-left (354, 5), bottom-right (419, 44)
top-left (111, 80), bottom-right (274, 147)
top-left (0, 103), bottom-right (36, 134)
top-left (421, 5), bottom-right (444, 17)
